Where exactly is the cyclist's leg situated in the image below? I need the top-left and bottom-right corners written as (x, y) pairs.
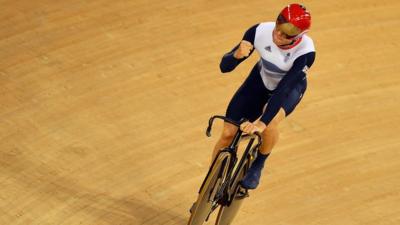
top-left (242, 79), bottom-right (307, 189)
top-left (241, 110), bottom-right (284, 189)
top-left (258, 108), bottom-right (286, 155)
top-left (211, 122), bottom-right (238, 162)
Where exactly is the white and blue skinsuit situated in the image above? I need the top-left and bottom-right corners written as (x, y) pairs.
top-left (220, 22), bottom-right (316, 125)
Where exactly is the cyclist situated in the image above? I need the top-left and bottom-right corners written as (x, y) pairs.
top-left (213, 3), bottom-right (316, 189)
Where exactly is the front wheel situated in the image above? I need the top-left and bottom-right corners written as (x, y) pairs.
top-left (215, 158), bottom-right (250, 225)
top-left (187, 151), bottom-right (231, 225)
top-left (215, 186), bottom-right (248, 225)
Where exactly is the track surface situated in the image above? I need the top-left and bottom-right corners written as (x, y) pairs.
top-left (1, 1), bottom-right (400, 224)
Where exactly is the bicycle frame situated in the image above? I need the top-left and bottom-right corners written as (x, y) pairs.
top-left (198, 115), bottom-right (262, 205)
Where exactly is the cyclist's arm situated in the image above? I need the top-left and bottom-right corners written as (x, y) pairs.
top-left (220, 24), bottom-right (259, 73)
top-left (260, 52), bottom-right (316, 125)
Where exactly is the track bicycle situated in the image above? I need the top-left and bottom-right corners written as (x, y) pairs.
top-left (187, 115), bottom-right (262, 225)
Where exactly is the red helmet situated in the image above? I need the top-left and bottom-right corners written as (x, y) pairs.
top-left (276, 3), bottom-right (311, 39)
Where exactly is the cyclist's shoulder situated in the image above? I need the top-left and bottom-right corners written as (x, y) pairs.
top-left (299, 35), bottom-right (315, 52)
top-left (254, 22), bottom-right (274, 32)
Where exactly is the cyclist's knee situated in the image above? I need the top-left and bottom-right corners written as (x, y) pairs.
top-left (220, 123), bottom-right (238, 141)
top-left (265, 120), bottom-right (279, 133)
top-left (263, 108), bottom-right (285, 134)
top-left (262, 118), bottom-right (281, 137)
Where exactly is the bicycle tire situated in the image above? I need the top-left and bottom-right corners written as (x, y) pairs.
top-left (215, 159), bottom-right (249, 225)
top-left (187, 151), bottom-right (231, 225)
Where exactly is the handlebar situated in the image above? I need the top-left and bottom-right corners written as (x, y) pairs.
top-left (206, 115), bottom-right (262, 146)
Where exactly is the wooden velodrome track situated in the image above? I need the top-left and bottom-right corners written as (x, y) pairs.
top-left (1, 0), bottom-right (399, 224)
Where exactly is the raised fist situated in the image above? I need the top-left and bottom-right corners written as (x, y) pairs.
top-left (233, 40), bottom-right (254, 59)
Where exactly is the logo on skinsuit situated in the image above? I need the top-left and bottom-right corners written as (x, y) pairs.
top-left (284, 53), bottom-right (291, 62)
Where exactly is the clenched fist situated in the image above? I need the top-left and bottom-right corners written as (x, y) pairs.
top-left (233, 40), bottom-right (254, 59)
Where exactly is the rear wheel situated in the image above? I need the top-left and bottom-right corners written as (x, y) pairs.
top-left (187, 151), bottom-right (231, 225)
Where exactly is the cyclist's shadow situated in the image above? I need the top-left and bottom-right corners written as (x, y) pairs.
top-left (70, 193), bottom-right (188, 225)
top-left (1, 149), bottom-right (187, 225)
top-left (115, 197), bottom-right (187, 225)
